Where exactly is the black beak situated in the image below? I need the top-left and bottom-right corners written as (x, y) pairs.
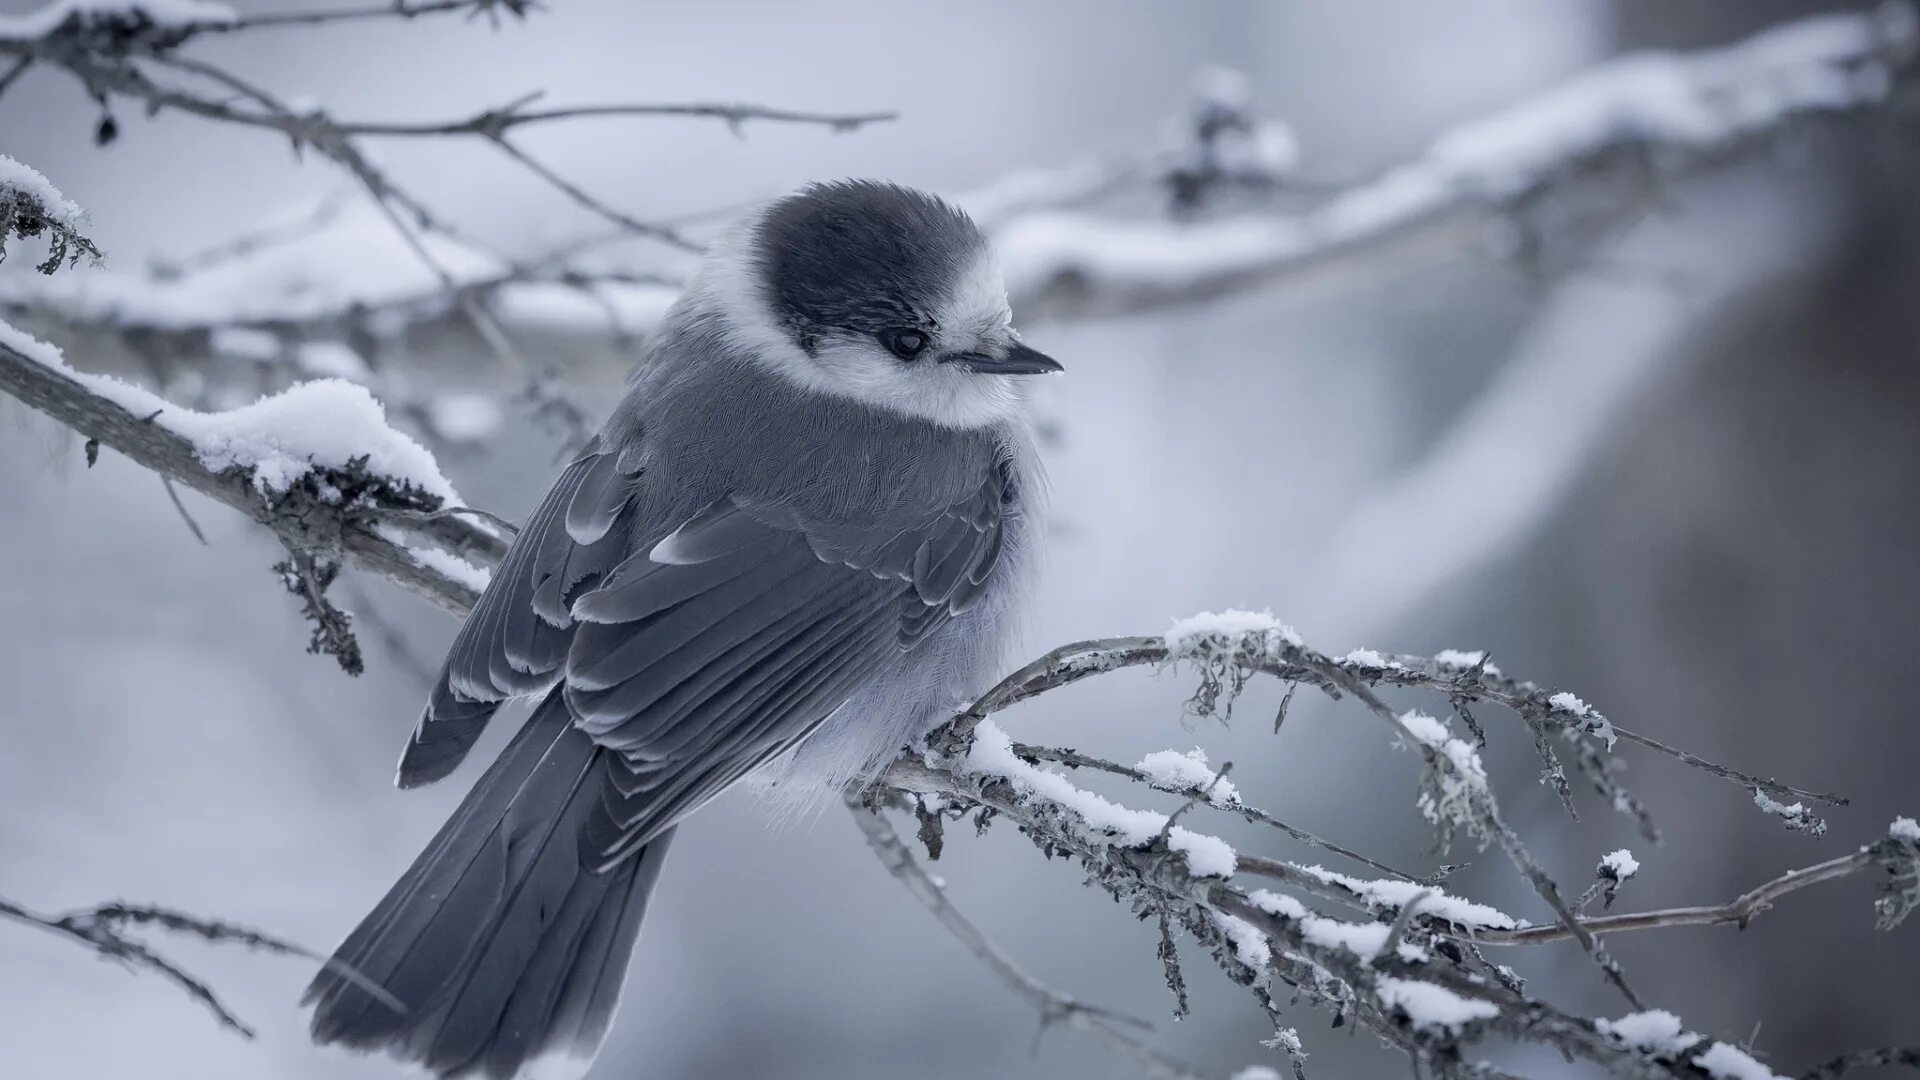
top-left (942, 341), bottom-right (1064, 375)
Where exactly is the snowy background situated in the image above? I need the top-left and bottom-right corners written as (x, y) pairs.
top-left (3, 2), bottom-right (1918, 1078)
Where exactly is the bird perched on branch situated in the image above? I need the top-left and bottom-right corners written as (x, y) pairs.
top-left (304, 180), bottom-right (1059, 1078)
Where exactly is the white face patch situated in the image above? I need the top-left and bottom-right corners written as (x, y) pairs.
top-left (686, 215), bottom-right (1030, 430)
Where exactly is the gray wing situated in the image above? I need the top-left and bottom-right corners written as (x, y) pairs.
top-left (399, 445), bottom-right (1015, 873)
top-left (399, 446), bottom-right (642, 788)
top-left (562, 459), bottom-right (1015, 871)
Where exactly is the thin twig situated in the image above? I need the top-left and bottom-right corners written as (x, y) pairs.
top-left (160, 476), bottom-right (208, 546)
top-left (1462, 850), bottom-right (1879, 946)
top-left (0, 895), bottom-right (401, 1036)
top-left (847, 799), bottom-right (1215, 1080)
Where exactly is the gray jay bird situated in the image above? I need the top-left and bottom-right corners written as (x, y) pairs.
top-left (304, 180), bottom-right (1058, 1079)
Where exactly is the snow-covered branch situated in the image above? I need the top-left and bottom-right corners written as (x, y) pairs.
top-left (874, 617), bottom-right (1920, 1079)
top-left (0, 320), bottom-right (501, 619)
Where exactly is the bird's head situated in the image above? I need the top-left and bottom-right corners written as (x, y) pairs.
top-left (690, 179), bottom-right (1061, 428)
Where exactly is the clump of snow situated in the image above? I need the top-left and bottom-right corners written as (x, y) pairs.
top-left (1300, 916), bottom-right (1389, 957)
top-left (1596, 1010), bottom-right (1700, 1055)
top-left (0, 153), bottom-right (87, 232)
top-left (964, 720), bottom-right (1237, 878)
top-left (1890, 817), bottom-right (1920, 843)
top-left (0, 0), bottom-right (236, 38)
top-left (1247, 888), bottom-right (1308, 922)
top-left (178, 380), bottom-right (455, 497)
top-left (373, 526), bottom-right (492, 594)
top-left (1165, 608), bottom-right (1301, 655)
top-left (0, 319), bottom-right (458, 503)
top-left (1230, 1068), bottom-right (1282, 1080)
top-left (1597, 1012), bottom-right (1785, 1079)
top-left (1338, 647), bottom-right (1404, 670)
top-left (1169, 829), bottom-right (1238, 878)
top-left (1548, 691), bottom-right (1590, 715)
top-left (1136, 747), bottom-right (1241, 806)
top-left (1212, 912), bottom-right (1270, 969)
top-left (1374, 978), bottom-right (1497, 1033)
top-left (1693, 1042), bottom-right (1785, 1080)
top-left (1545, 689), bottom-right (1617, 747)
top-left (1292, 865), bottom-right (1521, 931)
top-left (1752, 789), bottom-right (1827, 837)
top-left (1433, 648), bottom-right (1501, 676)
top-left (1397, 710), bottom-right (1453, 747)
top-left (1599, 849), bottom-right (1639, 880)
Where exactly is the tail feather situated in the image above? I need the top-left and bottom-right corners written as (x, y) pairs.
top-left (306, 689), bottom-right (673, 1079)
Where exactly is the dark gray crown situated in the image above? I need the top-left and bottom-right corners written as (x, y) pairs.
top-left (752, 180), bottom-right (986, 348)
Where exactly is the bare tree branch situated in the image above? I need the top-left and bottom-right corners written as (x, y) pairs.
top-left (0, 896), bottom-right (400, 1037)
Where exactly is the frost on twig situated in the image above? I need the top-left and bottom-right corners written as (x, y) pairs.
top-left (0, 153), bottom-right (100, 274)
top-left (1874, 818), bottom-right (1920, 932)
top-left (1163, 609), bottom-right (1300, 722)
top-left (1395, 711), bottom-right (1493, 851)
top-left (1590, 849), bottom-right (1640, 910)
top-left (1752, 789), bottom-right (1829, 838)
top-left (873, 610), bottom-right (1912, 1077)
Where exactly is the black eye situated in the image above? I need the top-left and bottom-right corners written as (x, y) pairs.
top-left (879, 328), bottom-right (929, 361)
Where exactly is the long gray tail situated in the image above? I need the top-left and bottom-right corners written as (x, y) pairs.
top-left (305, 688), bottom-right (673, 1079)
